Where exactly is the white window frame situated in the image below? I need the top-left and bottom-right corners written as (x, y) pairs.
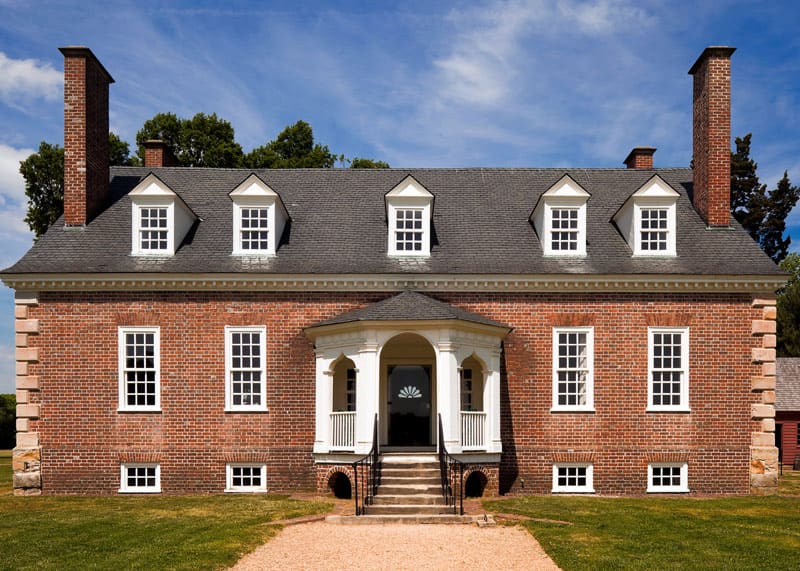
top-left (388, 205), bottom-right (430, 256)
top-left (225, 326), bottom-right (268, 412)
top-left (132, 203), bottom-right (174, 256)
top-left (225, 463), bottom-right (267, 493)
top-left (118, 326), bottom-right (161, 412)
top-left (119, 463), bottom-right (161, 493)
top-left (232, 202), bottom-right (274, 256)
top-left (634, 201), bottom-right (676, 256)
top-left (552, 463), bottom-right (594, 493)
top-left (647, 463), bottom-right (688, 493)
top-left (647, 327), bottom-right (690, 412)
top-left (551, 327), bottom-right (594, 412)
top-left (543, 201), bottom-right (587, 256)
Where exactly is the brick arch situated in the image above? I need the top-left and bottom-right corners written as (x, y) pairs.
top-left (322, 464), bottom-right (355, 498)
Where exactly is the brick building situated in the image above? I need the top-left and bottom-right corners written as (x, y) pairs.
top-left (2, 46), bottom-right (784, 498)
top-left (776, 358), bottom-right (800, 469)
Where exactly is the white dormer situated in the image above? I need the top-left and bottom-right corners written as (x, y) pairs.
top-left (385, 175), bottom-right (433, 257)
top-left (129, 173), bottom-right (197, 256)
top-left (531, 174), bottom-right (590, 256)
top-left (229, 173), bottom-right (289, 256)
top-left (613, 175), bottom-right (679, 256)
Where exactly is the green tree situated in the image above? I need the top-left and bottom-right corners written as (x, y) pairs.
top-left (730, 134), bottom-right (799, 262)
top-left (0, 394), bottom-right (15, 449)
top-left (21, 133), bottom-right (136, 237)
top-left (777, 252), bottom-right (800, 357)
top-left (136, 112), bottom-right (243, 167)
top-left (109, 132), bottom-right (134, 166)
top-left (350, 157), bottom-right (390, 169)
top-left (244, 120), bottom-right (335, 168)
top-left (20, 141), bottom-right (64, 237)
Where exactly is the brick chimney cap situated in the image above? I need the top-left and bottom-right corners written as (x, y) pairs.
top-left (58, 46), bottom-right (115, 83)
top-left (623, 147), bottom-right (656, 164)
top-left (688, 46), bottom-right (736, 75)
top-left (143, 140), bottom-right (170, 147)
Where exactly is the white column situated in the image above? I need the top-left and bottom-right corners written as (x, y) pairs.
top-left (485, 348), bottom-right (503, 454)
top-left (436, 338), bottom-right (461, 452)
top-left (313, 354), bottom-right (334, 454)
top-left (354, 342), bottom-right (379, 454)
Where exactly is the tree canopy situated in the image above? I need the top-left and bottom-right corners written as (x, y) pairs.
top-left (21, 115), bottom-right (389, 236)
top-left (731, 134), bottom-right (800, 262)
top-left (777, 252), bottom-right (800, 357)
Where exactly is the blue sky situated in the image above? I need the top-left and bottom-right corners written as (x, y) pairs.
top-left (0, 0), bottom-right (798, 392)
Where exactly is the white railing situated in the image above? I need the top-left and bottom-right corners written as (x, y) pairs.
top-left (460, 411), bottom-right (486, 450)
top-left (330, 412), bottom-right (356, 450)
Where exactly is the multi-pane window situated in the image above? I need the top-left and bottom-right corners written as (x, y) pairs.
top-left (648, 328), bottom-right (689, 411)
top-left (226, 464), bottom-right (267, 492)
top-left (640, 208), bottom-right (669, 252)
top-left (118, 327), bottom-right (160, 411)
top-left (346, 368), bottom-right (356, 412)
top-left (461, 368), bottom-right (474, 411)
top-left (239, 207), bottom-right (269, 251)
top-left (395, 209), bottom-right (423, 252)
top-left (552, 328), bottom-right (593, 410)
top-left (552, 464), bottom-right (593, 493)
top-left (139, 207), bottom-right (168, 251)
top-left (550, 208), bottom-right (579, 251)
top-left (120, 464), bottom-right (160, 493)
top-left (648, 463), bottom-right (688, 492)
top-left (226, 326), bottom-right (267, 411)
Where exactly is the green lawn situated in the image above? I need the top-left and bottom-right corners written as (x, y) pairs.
top-left (0, 451), bottom-right (331, 570)
top-left (485, 487), bottom-right (800, 570)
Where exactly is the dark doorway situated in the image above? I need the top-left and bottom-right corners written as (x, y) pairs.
top-left (328, 472), bottom-right (352, 499)
top-left (388, 365), bottom-right (432, 446)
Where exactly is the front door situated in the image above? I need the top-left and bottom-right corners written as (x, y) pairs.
top-left (387, 365), bottom-right (431, 446)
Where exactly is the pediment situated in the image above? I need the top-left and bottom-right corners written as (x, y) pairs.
top-left (385, 175), bottom-right (433, 199)
top-left (129, 173), bottom-right (177, 197)
top-left (229, 173), bottom-right (280, 199)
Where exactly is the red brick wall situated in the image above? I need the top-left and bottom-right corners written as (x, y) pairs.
top-left (26, 290), bottom-right (759, 495)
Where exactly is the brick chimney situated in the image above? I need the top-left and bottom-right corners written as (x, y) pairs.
top-left (624, 147), bottom-right (656, 169)
top-left (689, 46), bottom-right (735, 227)
top-left (143, 140), bottom-right (180, 167)
top-left (60, 47), bottom-right (114, 226)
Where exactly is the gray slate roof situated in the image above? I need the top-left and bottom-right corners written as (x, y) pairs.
top-left (776, 358), bottom-right (800, 411)
top-left (308, 291), bottom-right (509, 329)
top-left (2, 166), bottom-right (782, 276)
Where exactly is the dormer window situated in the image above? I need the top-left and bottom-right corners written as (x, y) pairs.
top-left (229, 174), bottom-right (289, 257)
top-left (531, 174), bottom-right (589, 257)
top-left (138, 207), bottom-right (169, 251)
top-left (613, 175), bottom-right (678, 257)
top-left (130, 173), bottom-right (197, 257)
top-left (385, 175), bottom-right (433, 257)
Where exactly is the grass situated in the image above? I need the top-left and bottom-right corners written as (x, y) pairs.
top-left (485, 479), bottom-right (800, 571)
top-left (0, 450), bottom-right (332, 570)
top-left (779, 467), bottom-right (800, 495)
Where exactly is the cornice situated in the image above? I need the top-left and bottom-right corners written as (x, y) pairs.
top-left (0, 272), bottom-right (786, 294)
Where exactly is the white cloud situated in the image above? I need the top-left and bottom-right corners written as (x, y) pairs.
top-left (0, 143), bottom-right (31, 203)
top-left (0, 340), bottom-right (14, 394)
top-left (0, 144), bottom-right (34, 266)
top-left (0, 52), bottom-right (61, 105)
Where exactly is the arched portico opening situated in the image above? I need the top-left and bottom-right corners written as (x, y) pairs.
top-left (380, 333), bottom-right (436, 449)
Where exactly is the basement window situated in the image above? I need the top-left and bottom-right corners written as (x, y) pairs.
top-left (226, 464), bottom-right (267, 492)
top-left (119, 463), bottom-right (161, 493)
top-left (552, 463), bottom-right (594, 493)
top-left (647, 463), bottom-right (688, 493)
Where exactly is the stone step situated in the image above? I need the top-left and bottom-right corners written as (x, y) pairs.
top-left (380, 468), bottom-right (440, 478)
top-left (327, 514), bottom-right (492, 525)
top-left (379, 476), bottom-right (441, 486)
top-left (372, 494), bottom-right (446, 506)
top-left (379, 462), bottom-right (439, 471)
top-left (377, 484), bottom-right (441, 495)
top-left (364, 504), bottom-right (453, 515)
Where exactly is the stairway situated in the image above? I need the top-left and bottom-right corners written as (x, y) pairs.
top-left (369, 453), bottom-right (448, 516)
top-left (326, 452), bottom-right (495, 524)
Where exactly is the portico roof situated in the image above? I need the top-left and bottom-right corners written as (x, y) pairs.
top-left (307, 291), bottom-right (510, 331)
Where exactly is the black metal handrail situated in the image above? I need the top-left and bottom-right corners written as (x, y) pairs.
top-left (438, 413), bottom-right (464, 515)
top-left (352, 414), bottom-right (380, 516)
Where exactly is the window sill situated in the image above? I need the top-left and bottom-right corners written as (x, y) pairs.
top-left (231, 251), bottom-right (276, 257)
top-left (550, 407), bottom-right (595, 413)
top-left (647, 488), bottom-right (689, 494)
top-left (224, 489), bottom-right (269, 494)
top-left (646, 407), bottom-right (691, 413)
top-left (119, 488), bottom-right (161, 494)
top-left (551, 489), bottom-right (595, 494)
top-left (117, 408), bottom-right (162, 414)
top-left (225, 408), bottom-right (269, 413)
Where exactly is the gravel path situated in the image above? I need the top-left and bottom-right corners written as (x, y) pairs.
top-left (231, 521), bottom-right (561, 570)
